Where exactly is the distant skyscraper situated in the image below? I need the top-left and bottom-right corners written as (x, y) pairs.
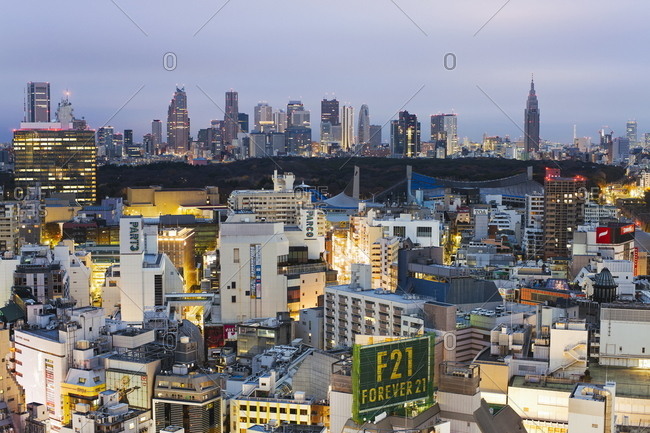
top-left (320, 98), bottom-right (339, 150)
top-left (430, 115), bottom-right (444, 141)
top-left (97, 126), bottom-right (115, 159)
top-left (287, 100), bottom-right (304, 128)
top-left (524, 78), bottom-right (540, 156)
top-left (273, 110), bottom-right (287, 133)
top-left (167, 87), bottom-right (190, 152)
top-left (391, 111), bottom-right (420, 157)
top-left (284, 102), bottom-right (311, 155)
top-left (613, 137), bottom-right (630, 164)
top-left (224, 90), bottom-right (239, 145)
top-left (14, 128), bottom-right (97, 204)
top-left (369, 125), bottom-right (382, 148)
top-left (357, 104), bottom-right (370, 145)
top-left (285, 126), bottom-right (312, 155)
top-left (209, 119), bottom-right (224, 155)
top-left (113, 132), bottom-right (124, 158)
top-left (143, 134), bottom-right (154, 156)
top-left (626, 120), bottom-right (638, 147)
top-left (124, 129), bottom-right (133, 147)
top-left (600, 129), bottom-right (614, 164)
top-left (151, 120), bottom-right (163, 151)
top-left (238, 112), bottom-right (249, 133)
top-left (25, 82), bottom-right (50, 123)
top-left (254, 103), bottom-right (273, 132)
top-left (321, 99), bottom-right (339, 126)
top-left (290, 109), bottom-right (310, 128)
top-left (431, 113), bottom-right (457, 156)
top-left (124, 129), bottom-right (140, 157)
top-left (55, 95), bottom-right (74, 125)
top-left (341, 105), bottom-right (354, 151)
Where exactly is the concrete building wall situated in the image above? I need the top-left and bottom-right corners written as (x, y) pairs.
top-left (219, 222), bottom-right (289, 322)
top-left (600, 306), bottom-right (650, 367)
top-left (295, 307), bottom-right (324, 349)
top-left (330, 391), bottom-right (353, 433)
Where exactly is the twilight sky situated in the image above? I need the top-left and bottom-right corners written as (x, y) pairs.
top-left (2, 0), bottom-right (650, 144)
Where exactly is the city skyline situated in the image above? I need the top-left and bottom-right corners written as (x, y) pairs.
top-left (2, 0), bottom-right (649, 144)
top-left (6, 81), bottom-right (646, 148)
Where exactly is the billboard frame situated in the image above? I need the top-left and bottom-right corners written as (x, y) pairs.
top-left (351, 335), bottom-right (434, 423)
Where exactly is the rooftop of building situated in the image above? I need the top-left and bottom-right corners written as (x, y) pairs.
top-left (571, 383), bottom-right (611, 401)
top-left (511, 364), bottom-right (650, 398)
top-left (601, 301), bottom-right (650, 311)
top-left (112, 327), bottom-right (153, 337)
top-left (327, 285), bottom-right (431, 304)
top-left (247, 424), bottom-right (326, 433)
top-left (229, 189), bottom-right (310, 196)
top-left (18, 327), bottom-right (59, 342)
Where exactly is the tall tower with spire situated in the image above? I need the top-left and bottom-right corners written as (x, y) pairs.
top-left (524, 77), bottom-right (540, 156)
top-left (167, 87), bottom-right (190, 152)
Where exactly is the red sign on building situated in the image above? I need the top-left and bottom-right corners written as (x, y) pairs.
top-left (596, 227), bottom-right (612, 244)
top-left (620, 224), bottom-right (635, 235)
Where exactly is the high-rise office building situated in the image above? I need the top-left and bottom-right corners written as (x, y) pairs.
top-left (97, 126), bottom-right (115, 159)
top-left (357, 104), bottom-right (370, 144)
top-left (613, 137), bottom-right (630, 164)
top-left (286, 100), bottom-right (304, 128)
top-left (430, 114), bottom-right (444, 141)
top-left (290, 109), bottom-right (310, 129)
top-left (391, 111), bottom-right (420, 157)
top-left (167, 87), bottom-right (190, 152)
top-left (124, 129), bottom-right (141, 158)
top-left (143, 133), bottom-right (154, 156)
top-left (13, 128), bottom-right (97, 204)
top-left (151, 119), bottom-right (163, 151)
top-left (431, 113), bottom-right (458, 156)
top-left (321, 99), bottom-right (339, 126)
top-left (209, 120), bottom-right (225, 155)
top-left (25, 82), bottom-right (51, 123)
top-left (223, 91), bottom-right (239, 145)
top-left (600, 129), bottom-right (614, 164)
top-left (320, 99), bottom-right (339, 150)
top-left (254, 103), bottom-right (273, 132)
top-left (626, 120), bottom-right (638, 147)
top-left (124, 129), bottom-right (133, 148)
top-left (273, 110), bottom-right (287, 133)
top-left (238, 112), bottom-right (249, 133)
top-left (113, 132), bottom-right (124, 159)
top-left (369, 125), bottom-right (382, 148)
top-left (524, 78), bottom-right (540, 156)
top-left (543, 168), bottom-right (586, 259)
top-left (341, 105), bottom-right (354, 151)
top-left (285, 126), bottom-right (312, 155)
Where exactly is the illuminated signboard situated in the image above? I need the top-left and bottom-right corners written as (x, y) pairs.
top-left (129, 220), bottom-right (141, 251)
top-left (596, 227), bottom-right (612, 244)
top-left (352, 335), bottom-right (433, 422)
top-left (250, 244), bottom-right (262, 299)
top-left (106, 370), bottom-right (150, 409)
top-left (597, 225), bottom-right (635, 244)
top-left (45, 358), bottom-right (56, 416)
top-left (304, 210), bottom-right (315, 239)
top-left (620, 224), bottom-right (635, 235)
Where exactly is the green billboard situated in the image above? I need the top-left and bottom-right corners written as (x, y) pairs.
top-left (352, 335), bottom-right (434, 422)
